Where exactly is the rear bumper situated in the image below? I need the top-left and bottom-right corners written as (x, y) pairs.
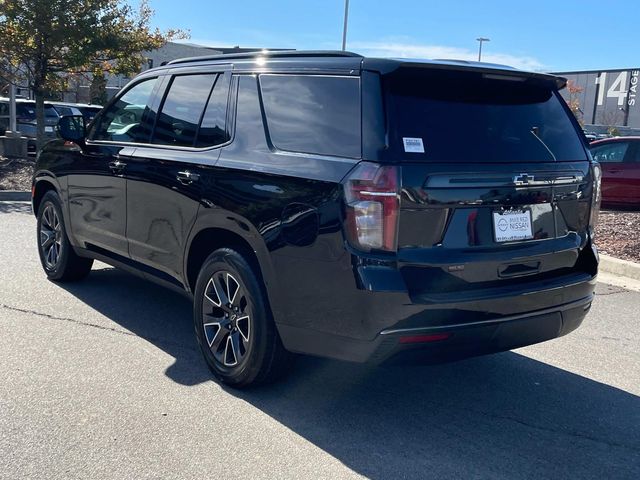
top-left (278, 291), bottom-right (594, 364)
top-left (275, 235), bottom-right (598, 363)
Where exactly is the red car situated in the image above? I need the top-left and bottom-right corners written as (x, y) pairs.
top-left (590, 137), bottom-right (640, 208)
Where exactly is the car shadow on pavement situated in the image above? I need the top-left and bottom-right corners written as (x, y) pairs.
top-left (58, 265), bottom-right (213, 387)
top-left (59, 266), bottom-right (640, 479)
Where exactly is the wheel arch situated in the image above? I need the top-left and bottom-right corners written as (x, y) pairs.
top-left (184, 225), bottom-right (281, 319)
top-left (32, 176), bottom-right (60, 216)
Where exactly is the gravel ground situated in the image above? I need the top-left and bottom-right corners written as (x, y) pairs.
top-left (596, 209), bottom-right (640, 263)
top-left (0, 157), bottom-right (34, 191)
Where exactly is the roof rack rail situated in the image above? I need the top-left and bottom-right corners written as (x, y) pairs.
top-left (168, 50), bottom-right (363, 66)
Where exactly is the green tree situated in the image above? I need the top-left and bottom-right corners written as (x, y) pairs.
top-left (0, 0), bottom-right (187, 149)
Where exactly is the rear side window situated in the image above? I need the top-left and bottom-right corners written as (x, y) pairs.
top-left (152, 73), bottom-right (230, 148)
top-left (259, 75), bottom-right (361, 158)
top-left (591, 143), bottom-right (629, 163)
top-left (195, 75), bottom-right (230, 148)
top-left (385, 69), bottom-right (588, 163)
top-left (153, 74), bottom-right (217, 147)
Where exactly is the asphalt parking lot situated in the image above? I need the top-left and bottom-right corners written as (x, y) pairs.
top-left (1, 200), bottom-right (639, 480)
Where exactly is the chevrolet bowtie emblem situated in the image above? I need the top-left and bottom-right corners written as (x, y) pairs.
top-left (513, 173), bottom-right (534, 185)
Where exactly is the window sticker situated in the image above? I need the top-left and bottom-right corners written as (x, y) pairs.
top-left (403, 137), bottom-right (425, 153)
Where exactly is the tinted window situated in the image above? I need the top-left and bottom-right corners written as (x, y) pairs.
top-left (90, 77), bottom-right (157, 143)
top-left (195, 75), bottom-right (230, 148)
top-left (260, 75), bottom-right (361, 158)
top-left (385, 69), bottom-right (588, 163)
top-left (44, 106), bottom-right (59, 119)
top-left (591, 143), bottom-right (629, 163)
top-left (153, 74), bottom-right (216, 147)
top-left (16, 104), bottom-right (36, 120)
top-left (14, 104), bottom-right (57, 121)
top-left (53, 106), bottom-right (74, 116)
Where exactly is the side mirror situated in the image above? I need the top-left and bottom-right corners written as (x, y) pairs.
top-left (57, 115), bottom-right (86, 143)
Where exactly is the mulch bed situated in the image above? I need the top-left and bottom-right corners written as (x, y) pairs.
top-left (596, 209), bottom-right (640, 263)
top-left (1, 156), bottom-right (638, 262)
top-left (0, 157), bottom-right (34, 191)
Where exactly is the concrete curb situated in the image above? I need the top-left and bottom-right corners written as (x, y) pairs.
top-left (599, 254), bottom-right (640, 281)
top-left (0, 190), bottom-right (31, 201)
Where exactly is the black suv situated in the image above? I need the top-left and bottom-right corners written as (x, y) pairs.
top-left (33, 51), bottom-right (601, 387)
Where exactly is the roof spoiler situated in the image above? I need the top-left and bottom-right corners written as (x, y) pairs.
top-left (364, 58), bottom-right (568, 90)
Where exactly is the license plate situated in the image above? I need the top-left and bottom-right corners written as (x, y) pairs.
top-left (45, 126), bottom-right (54, 132)
top-left (493, 209), bottom-right (533, 242)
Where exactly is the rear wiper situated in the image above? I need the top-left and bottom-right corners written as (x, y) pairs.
top-left (530, 126), bottom-right (557, 161)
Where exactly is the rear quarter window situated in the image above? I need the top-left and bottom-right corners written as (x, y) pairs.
top-left (384, 69), bottom-right (587, 163)
top-left (259, 74), bottom-right (361, 158)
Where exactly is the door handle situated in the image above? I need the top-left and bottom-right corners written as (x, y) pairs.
top-left (109, 160), bottom-right (127, 174)
top-left (177, 170), bottom-right (200, 185)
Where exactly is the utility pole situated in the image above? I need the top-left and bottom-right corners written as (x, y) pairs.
top-left (9, 82), bottom-right (17, 133)
top-left (342, 0), bottom-right (350, 51)
top-left (476, 37), bottom-right (490, 62)
top-left (8, 64), bottom-right (17, 133)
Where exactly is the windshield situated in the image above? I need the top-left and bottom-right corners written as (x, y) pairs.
top-left (384, 69), bottom-right (587, 163)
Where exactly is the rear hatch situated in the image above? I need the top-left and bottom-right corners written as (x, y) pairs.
top-left (381, 66), bottom-right (596, 301)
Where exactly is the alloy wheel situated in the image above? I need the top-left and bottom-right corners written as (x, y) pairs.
top-left (40, 204), bottom-right (62, 270)
top-left (201, 271), bottom-right (251, 367)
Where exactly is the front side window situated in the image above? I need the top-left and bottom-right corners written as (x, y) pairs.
top-left (152, 74), bottom-right (218, 147)
top-left (259, 74), bottom-right (361, 158)
top-left (591, 143), bottom-right (629, 163)
top-left (90, 77), bottom-right (158, 143)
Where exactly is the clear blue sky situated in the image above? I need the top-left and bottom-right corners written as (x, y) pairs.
top-left (146, 0), bottom-right (639, 72)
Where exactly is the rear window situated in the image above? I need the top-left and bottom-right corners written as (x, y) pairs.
top-left (15, 104), bottom-right (58, 120)
top-left (260, 74), bottom-right (361, 158)
top-left (52, 105), bottom-right (74, 116)
top-left (384, 69), bottom-right (587, 162)
top-left (16, 104), bottom-right (36, 120)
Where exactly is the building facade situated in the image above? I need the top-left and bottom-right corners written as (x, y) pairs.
top-left (556, 68), bottom-right (640, 132)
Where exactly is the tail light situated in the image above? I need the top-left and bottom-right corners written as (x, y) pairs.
top-left (589, 162), bottom-right (602, 237)
top-left (343, 162), bottom-right (400, 252)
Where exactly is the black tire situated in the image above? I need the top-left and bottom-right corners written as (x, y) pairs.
top-left (36, 191), bottom-right (93, 282)
top-left (193, 248), bottom-right (291, 388)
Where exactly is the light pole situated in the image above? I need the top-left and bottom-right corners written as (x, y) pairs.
top-left (342, 0), bottom-right (350, 51)
top-left (476, 37), bottom-right (490, 61)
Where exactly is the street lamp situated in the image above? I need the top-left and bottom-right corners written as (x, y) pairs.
top-left (476, 37), bottom-right (490, 61)
top-left (342, 0), bottom-right (350, 51)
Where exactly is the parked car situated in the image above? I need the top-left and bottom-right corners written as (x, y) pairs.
top-left (32, 51), bottom-right (600, 387)
top-left (590, 137), bottom-right (640, 208)
top-left (583, 131), bottom-right (599, 142)
top-left (50, 101), bottom-right (103, 124)
top-left (0, 97), bottom-right (82, 154)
